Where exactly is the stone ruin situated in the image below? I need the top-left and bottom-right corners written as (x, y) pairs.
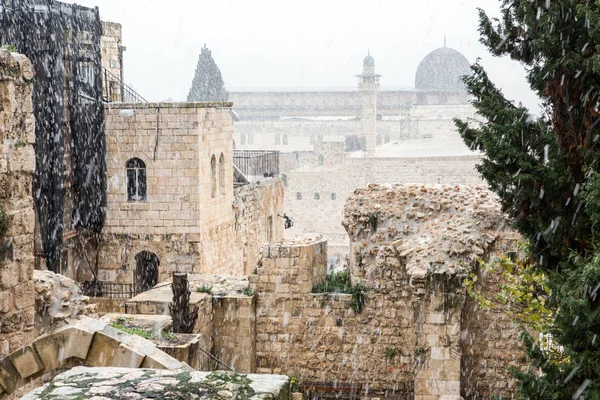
top-left (0, 46), bottom-right (528, 400)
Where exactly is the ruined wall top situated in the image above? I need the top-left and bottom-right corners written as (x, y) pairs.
top-left (343, 184), bottom-right (511, 277)
top-left (0, 50), bottom-right (34, 82)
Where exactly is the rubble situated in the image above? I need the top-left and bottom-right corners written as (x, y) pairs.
top-left (34, 270), bottom-right (97, 330)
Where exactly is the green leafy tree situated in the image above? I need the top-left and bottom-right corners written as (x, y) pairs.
top-left (187, 44), bottom-right (229, 102)
top-left (456, 1), bottom-right (600, 398)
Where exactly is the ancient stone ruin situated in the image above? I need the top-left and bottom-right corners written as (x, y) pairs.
top-left (0, 4), bottom-right (530, 399)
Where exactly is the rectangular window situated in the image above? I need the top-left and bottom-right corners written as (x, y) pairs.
top-left (109, 59), bottom-right (117, 69)
top-left (331, 193), bottom-right (336, 200)
top-left (314, 192), bottom-right (320, 200)
top-left (296, 192), bottom-right (302, 200)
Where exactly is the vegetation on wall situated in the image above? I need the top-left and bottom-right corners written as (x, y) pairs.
top-left (0, 206), bottom-right (8, 238)
top-left (0, 44), bottom-right (17, 52)
top-left (312, 271), bottom-right (366, 313)
top-left (463, 253), bottom-right (552, 334)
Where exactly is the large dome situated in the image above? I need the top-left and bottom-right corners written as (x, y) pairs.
top-left (415, 47), bottom-right (470, 92)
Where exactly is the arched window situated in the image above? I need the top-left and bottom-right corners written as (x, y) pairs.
top-left (376, 134), bottom-right (382, 146)
top-left (211, 155), bottom-right (217, 198)
top-left (384, 134), bottom-right (390, 144)
top-left (275, 134), bottom-right (281, 145)
top-left (318, 155), bottom-right (324, 165)
top-left (219, 153), bottom-right (225, 195)
top-left (283, 134), bottom-right (288, 145)
top-left (248, 133), bottom-right (254, 145)
top-left (126, 158), bottom-right (146, 201)
top-left (241, 133), bottom-right (246, 145)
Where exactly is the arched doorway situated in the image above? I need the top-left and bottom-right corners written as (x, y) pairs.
top-left (135, 251), bottom-right (159, 294)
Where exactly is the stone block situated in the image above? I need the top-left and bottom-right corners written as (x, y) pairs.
top-left (140, 350), bottom-right (185, 370)
top-left (86, 331), bottom-right (120, 366)
top-left (430, 346), bottom-right (450, 360)
top-left (9, 345), bottom-right (43, 379)
top-left (53, 326), bottom-right (94, 361)
top-left (0, 355), bottom-right (22, 394)
top-left (111, 343), bottom-right (145, 368)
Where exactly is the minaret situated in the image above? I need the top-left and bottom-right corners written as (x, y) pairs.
top-left (356, 51), bottom-right (380, 157)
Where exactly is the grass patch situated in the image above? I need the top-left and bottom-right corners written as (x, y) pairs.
top-left (196, 285), bottom-right (213, 295)
top-left (110, 322), bottom-right (153, 339)
top-left (111, 318), bottom-right (177, 341)
top-left (243, 287), bottom-right (255, 297)
top-left (312, 271), bottom-right (366, 313)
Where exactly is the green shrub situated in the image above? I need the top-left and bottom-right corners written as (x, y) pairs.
top-left (312, 271), bottom-right (366, 313)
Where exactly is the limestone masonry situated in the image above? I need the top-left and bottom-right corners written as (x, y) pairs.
top-left (0, 50), bottom-right (36, 358)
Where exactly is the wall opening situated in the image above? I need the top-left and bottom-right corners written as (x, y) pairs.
top-left (267, 216), bottom-right (273, 242)
top-left (211, 155), bottom-right (217, 198)
top-left (219, 153), bottom-right (225, 195)
top-left (134, 251), bottom-right (159, 294)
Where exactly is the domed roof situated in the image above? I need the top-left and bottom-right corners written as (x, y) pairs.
top-left (363, 51), bottom-right (375, 67)
top-left (415, 47), bottom-right (470, 92)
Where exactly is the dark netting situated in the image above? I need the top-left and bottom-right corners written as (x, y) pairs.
top-left (0, 0), bottom-right (106, 272)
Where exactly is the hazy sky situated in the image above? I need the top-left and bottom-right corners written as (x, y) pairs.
top-left (63, 0), bottom-right (541, 111)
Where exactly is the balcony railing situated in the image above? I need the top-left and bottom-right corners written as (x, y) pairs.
top-left (102, 66), bottom-right (147, 104)
top-left (81, 280), bottom-right (138, 299)
top-left (233, 150), bottom-right (280, 183)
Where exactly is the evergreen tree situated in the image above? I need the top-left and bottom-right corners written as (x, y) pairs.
top-left (187, 44), bottom-right (229, 102)
top-left (456, 1), bottom-right (600, 398)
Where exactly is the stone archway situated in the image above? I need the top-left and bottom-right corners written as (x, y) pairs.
top-left (0, 318), bottom-right (191, 397)
top-left (135, 251), bottom-right (159, 294)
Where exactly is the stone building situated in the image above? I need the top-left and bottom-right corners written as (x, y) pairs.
top-left (231, 48), bottom-right (482, 261)
top-left (95, 102), bottom-right (284, 294)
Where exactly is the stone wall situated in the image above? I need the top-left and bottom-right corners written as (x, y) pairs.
top-left (460, 233), bottom-right (525, 399)
top-left (213, 296), bottom-right (256, 372)
top-left (251, 236), bottom-right (415, 394)
top-left (0, 50), bottom-right (36, 357)
top-left (100, 21), bottom-right (123, 102)
top-left (248, 185), bottom-right (526, 399)
top-left (233, 179), bottom-right (285, 275)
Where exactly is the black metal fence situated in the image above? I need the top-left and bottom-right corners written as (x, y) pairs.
top-left (81, 281), bottom-right (137, 299)
top-left (102, 66), bottom-right (147, 103)
top-left (233, 150), bottom-right (280, 180)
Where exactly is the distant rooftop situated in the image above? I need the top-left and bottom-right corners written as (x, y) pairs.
top-left (229, 86), bottom-right (416, 93)
top-left (348, 134), bottom-right (480, 159)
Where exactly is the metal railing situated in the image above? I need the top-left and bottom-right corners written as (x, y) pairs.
top-left (102, 66), bottom-right (147, 104)
top-left (81, 280), bottom-right (138, 299)
top-left (233, 150), bottom-right (279, 181)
